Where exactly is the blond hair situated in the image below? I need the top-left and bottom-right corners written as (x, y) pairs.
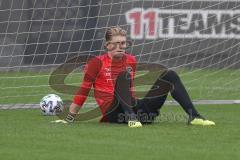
top-left (105, 26), bottom-right (127, 42)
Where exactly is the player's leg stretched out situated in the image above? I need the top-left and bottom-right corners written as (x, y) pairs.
top-left (106, 69), bottom-right (215, 126)
top-left (137, 69), bottom-right (215, 126)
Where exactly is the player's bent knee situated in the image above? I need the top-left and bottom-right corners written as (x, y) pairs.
top-left (162, 70), bottom-right (180, 82)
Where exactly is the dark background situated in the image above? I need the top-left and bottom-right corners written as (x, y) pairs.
top-left (0, 0), bottom-right (240, 69)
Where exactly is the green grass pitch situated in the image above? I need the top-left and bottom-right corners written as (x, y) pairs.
top-left (0, 105), bottom-right (240, 160)
top-left (0, 69), bottom-right (240, 159)
top-left (1, 69), bottom-right (240, 104)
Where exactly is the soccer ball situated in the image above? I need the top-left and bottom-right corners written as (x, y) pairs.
top-left (40, 94), bottom-right (64, 115)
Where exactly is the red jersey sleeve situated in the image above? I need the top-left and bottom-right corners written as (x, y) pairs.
top-left (73, 57), bottom-right (102, 106)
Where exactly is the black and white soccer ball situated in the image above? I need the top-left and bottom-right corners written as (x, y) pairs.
top-left (40, 94), bottom-right (64, 115)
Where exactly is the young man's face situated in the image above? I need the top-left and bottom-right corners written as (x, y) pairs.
top-left (106, 35), bottom-right (127, 59)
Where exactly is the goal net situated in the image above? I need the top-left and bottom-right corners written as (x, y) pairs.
top-left (0, 0), bottom-right (240, 107)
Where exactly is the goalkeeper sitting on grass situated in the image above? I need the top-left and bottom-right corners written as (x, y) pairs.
top-left (55, 26), bottom-right (215, 128)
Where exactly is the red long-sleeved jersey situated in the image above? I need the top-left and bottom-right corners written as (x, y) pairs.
top-left (73, 53), bottom-right (136, 118)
